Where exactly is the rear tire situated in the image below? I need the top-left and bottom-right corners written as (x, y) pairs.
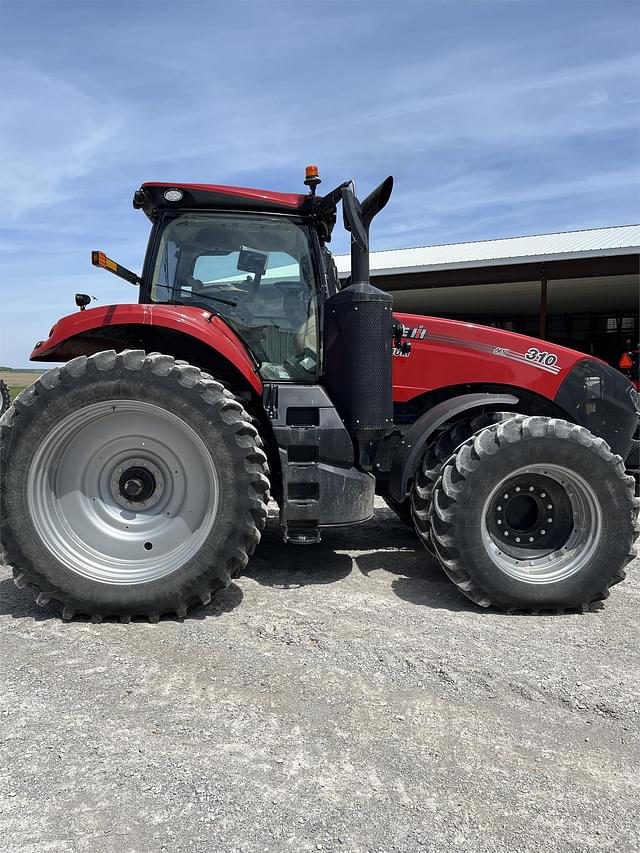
top-left (0, 350), bottom-right (270, 621)
top-left (429, 416), bottom-right (638, 611)
top-left (0, 379), bottom-right (10, 416)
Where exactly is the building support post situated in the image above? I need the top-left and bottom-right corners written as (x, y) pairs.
top-left (538, 266), bottom-right (548, 340)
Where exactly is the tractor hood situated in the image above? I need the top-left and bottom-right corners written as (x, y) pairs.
top-left (392, 312), bottom-right (639, 459)
top-left (391, 312), bottom-right (593, 402)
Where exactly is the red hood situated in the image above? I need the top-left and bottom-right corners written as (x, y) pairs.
top-left (391, 313), bottom-right (596, 404)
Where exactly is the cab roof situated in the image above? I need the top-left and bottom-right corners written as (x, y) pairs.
top-left (135, 181), bottom-right (313, 220)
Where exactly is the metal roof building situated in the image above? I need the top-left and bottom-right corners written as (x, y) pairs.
top-left (335, 225), bottom-right (640, 276)
top-left (336, 225), bottom-right (639, 364)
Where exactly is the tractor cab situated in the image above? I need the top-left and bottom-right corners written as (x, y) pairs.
top-left (128, 171), bottom-right (392, 384)
top-left (146, 207), bottom-right (320, 381)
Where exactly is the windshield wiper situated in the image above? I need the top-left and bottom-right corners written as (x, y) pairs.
top-left (174, 287), bottom-right (238, 307)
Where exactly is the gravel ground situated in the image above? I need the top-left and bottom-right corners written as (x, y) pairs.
top-left (1, 499), bottom-right (638, 853)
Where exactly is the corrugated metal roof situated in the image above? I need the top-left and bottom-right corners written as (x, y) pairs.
top-left (335, 224), bottom-right (640, 277)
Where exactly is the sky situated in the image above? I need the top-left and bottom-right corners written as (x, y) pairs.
top-left (1, 0), bottom-right (638, 366)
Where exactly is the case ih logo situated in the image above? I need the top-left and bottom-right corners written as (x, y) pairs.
top-left (402, 325), bottom-right (427, 340)
top-left (394, 325), bottom-right (426, 356)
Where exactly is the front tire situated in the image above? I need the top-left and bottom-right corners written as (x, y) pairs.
top-left (429, 417), bottom-right (638, 611)
top-left (0, 350), bottom-right (270, 621)
top-left (411, 411), bottom-right (511, 552)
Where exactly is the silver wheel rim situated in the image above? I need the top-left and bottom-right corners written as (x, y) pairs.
top-left (481, 464), bottom-right (602, 584)
top-left (28, 400), bottom-right (219, 584)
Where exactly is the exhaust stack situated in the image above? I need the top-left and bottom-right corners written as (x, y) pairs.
top-left (342, 176), bottom-right (394, 286)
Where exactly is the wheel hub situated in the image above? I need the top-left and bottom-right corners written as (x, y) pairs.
top-left (110, 457), bottom-right (164, 510)
top-left (119, 466), bottom-right (156, 502)
top-left (481, 464), bottom-right (602, 584)
top-left (487, 473), bottom-right (573, 553)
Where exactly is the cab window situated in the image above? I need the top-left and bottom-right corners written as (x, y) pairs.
top-left (151, 213), bottom-right (318, 380)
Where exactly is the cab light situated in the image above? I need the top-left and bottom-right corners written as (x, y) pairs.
top-left (163, 188), bottom-right (183, 202)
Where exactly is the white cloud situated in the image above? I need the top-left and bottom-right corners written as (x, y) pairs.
top-left (0, 61), bottom-right (122, 220)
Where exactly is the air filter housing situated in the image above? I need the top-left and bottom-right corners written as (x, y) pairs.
top-left (323, 282), bottom-right (394, 439)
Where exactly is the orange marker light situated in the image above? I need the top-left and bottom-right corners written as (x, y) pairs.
top-left (305, 164), bottom-right (319, 179)
top-left (91, 250), bottom-right (142, 287)
top-left (92, 251), bottom-right (116, 271)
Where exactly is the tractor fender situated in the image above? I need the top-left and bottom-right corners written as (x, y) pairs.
top-left (388, 392), bottom-right (519, 502)
top-left (30, 303), bottom-right (263, 395)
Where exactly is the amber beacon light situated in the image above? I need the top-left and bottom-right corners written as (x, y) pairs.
top-left (304, 164), bottom-right (321, 193)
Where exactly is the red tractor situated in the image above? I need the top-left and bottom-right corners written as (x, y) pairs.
top-left (1, 169), bottom-right (638, 621)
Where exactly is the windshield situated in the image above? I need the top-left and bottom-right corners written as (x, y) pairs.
top-left (151, 212), bottom-right (318, 381)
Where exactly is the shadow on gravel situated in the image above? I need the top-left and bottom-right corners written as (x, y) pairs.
top-left (245, 526), bottom-right (353, 588)
top-left (0, 576), bottom-right (59, 621)
top-left (247, 509), bottom-right (478, 613)
top-left (355, 549), bottom-right (476, 612)
top-left (0, 575), bottom-right (244, 623)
